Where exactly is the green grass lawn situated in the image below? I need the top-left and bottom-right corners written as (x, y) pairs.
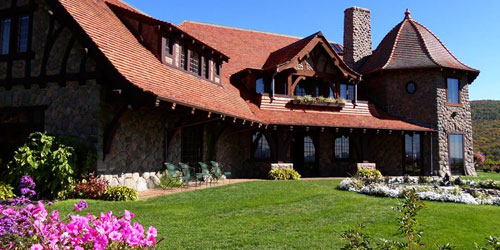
top-left (463, 171), bottom-right (500, 181)
top-left (53, 180), bottom-right (500, 249)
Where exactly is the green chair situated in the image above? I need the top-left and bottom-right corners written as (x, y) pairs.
top-left (178, 162), bottom-right (194, 188)
top-left (211, 161), bottom-right (231, 183)
top-left (198, 162), bottom-right (213, 187)
top-left (164, 162), bottom-right (180, 178)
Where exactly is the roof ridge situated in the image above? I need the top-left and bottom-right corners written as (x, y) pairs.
top-left (381, 20), bottom-right (405, 70)
top-left (411, 19), bottom-right (477, 71)
top-left (406, 19), bottom-right (440, 67)
top-left (180, 20), bottom-right (304, 40)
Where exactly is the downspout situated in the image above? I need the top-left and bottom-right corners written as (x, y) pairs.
top-left (430, 132), bottom-right (434, 175)
top-left (271, 68), bottom-right (279, 100)
top-left (354, 76), bottom-right (362, 104)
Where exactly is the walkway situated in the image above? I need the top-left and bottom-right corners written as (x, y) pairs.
top-left (138, 179), bottom-right (259, 200)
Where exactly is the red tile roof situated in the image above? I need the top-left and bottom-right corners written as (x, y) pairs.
top-left (56, 1), bottom-right (433, 131)
top-left (360, 10), bottom-right (479, 82)
top-left (262, 32), bottom-right (319, 70)
top-left (57, 0), bottom-right (258, 122)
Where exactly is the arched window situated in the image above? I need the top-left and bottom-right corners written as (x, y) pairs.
top-left (304, 136), bottom-right (315, 163)
top-left (334, 135), bottom-right (350, 159)
top-left (252, 131), bottom-right (271, 159)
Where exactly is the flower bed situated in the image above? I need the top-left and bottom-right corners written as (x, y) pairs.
top-left (338, 176), bottom-right (500, 206)
top-left (291, 95), bottom-right (346, 108)
top-left (0, 176), bottom-right (161, 249)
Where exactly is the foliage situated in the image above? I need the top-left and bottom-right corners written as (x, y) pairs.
top-left (475, 236), bottom-right (500, 250)
top-left (471, 100), bottom-right (500, 162)
top-left (7, 132), bottom-right (76, 199)
top-left (0, 178), bottom-right (160, 249)
top-left (57, 135), bottom-right (97, 178)
top-left (103, 186), bottom-right (138, 201)
top-left (159, 175), bottom-right (184, 189)
top-left (341, 223), bottom-right (373, 250)
top-left (268, 168), bottom-right (301, 180)
top-left (478, 179), bottom-right (500, 190)
top-left (72, 173), bottom-right (108, 199)
top-left (393, 189), bottom-right (426, 249)
top-left (293, 95), bottom-right (346, 105)
top-left (0, 182), bottom-right (15, 200)
top-left (357, 169), bottom-right (383, 181)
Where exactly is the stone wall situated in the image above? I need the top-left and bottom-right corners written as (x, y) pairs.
top-left (97, 108), bottom-right (165, 190)
top-left (436, 76), bottom-right (475, 176)
top-left (343, 7), bottom-right (372, 70)
top-left (0, 81), bottom-right (100, 147)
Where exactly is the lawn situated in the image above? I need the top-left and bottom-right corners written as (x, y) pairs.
top-left (463, 171), bottom-right (500, 181)
top-left (53, 180), bottom-right (500, 249)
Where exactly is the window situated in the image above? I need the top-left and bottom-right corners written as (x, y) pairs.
top-left (252, 131), bottom-right (271, 159)
top-left (340, 84), bottom-right (355, 100)
top-left (203, 57), bottom-right (209, 79)
top-left (449, 134), bottom-right (464, 175)
top-left (0, 18), bottom-right (11, 55)
top-left (215, 62), bottom-right (220, 76)
top-left (189, 50), bottom-right (200, 75)
top-left (304, 136), bottom-right (315, 163)
top-left (17, 15), bottom-right (29, 53)
top-left (256, 78), bottom-right (265, 94)
top-left (180, 46), bottom-right (187, 70)
top-left (406, 82), bottom-right (416, 94)
top-left (334, 135), bottom-right (349, 159)
top-left (329, 87), bottom-right (335, 98)
top-left (164, 37), bottom-right (173, 55)
top-left (294, 83), bottom-right (307, 96)
top-left (447, 78), bottom-right (460, 104)
top-left (181, 125), bottom-right (203, 165)
top-left (404, 133), bottom-right (421, 175)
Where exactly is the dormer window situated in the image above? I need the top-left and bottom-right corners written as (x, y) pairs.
top-left (340, 83), bottom-right (355, 100)
top-left (189, 50), bottom-right (200, 75)
top-left (256, 78), bottom-right (265, 94)
top-left (164, 37), bottom-right (173, 55)
top-left (215, 62), bottom-right (220, 76)
top-left (180, 46), bottom-right (187, 70)
top-left (203, 57), bottom-right (209, 79)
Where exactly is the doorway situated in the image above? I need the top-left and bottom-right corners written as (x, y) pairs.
top-left (404, 133), bottom-right (422, 176)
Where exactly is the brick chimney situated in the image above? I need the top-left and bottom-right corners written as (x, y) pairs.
top-left (344, 7), bottom-right (372, 70)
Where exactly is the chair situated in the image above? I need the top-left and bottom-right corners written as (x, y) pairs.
top-left (211, 161), bottom-right (231, 183)
top-left (198, 162), bottom-right (213, 187)
top-left (178, 162), bottom-right (194, 188)
top-left (164, 162), bottom-right (180, 178)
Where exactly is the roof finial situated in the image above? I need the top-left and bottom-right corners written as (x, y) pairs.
top-left (405, 8), bottom-right (412, 19)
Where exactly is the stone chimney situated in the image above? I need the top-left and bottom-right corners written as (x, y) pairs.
top-left (344, 7), bottom-right (372, 70)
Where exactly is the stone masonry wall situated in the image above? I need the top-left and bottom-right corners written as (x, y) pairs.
top-left (344, 7), bottom-right (372, 69)
top-left (436, 76), bottom-right (475, 176)
top-left (97, 108), bottom-right (166, 191)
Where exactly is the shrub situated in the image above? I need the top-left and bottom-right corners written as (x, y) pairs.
top-left (268, 168), bottom-right (301, 180)
top-left (159, 175), bottom-right (184, 189)
top-left (0, 182), bottom-right (15, 200)
top-left (7, 132), bottom-right (76, 199)
top-left (103, 186), bottom-right (138, 201)
top-left (72, 173), bottom-right (108, 199)
top-left (356, 169), bottom-right (383, 180)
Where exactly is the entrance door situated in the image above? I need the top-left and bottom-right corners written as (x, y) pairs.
top-left (404, 133), bottom-right (422, 175)
top-left (293, 134), bottom-right (318, 177)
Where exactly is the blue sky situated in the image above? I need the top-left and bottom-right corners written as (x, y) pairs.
top-left (124, 0), bottom-right (499, 100)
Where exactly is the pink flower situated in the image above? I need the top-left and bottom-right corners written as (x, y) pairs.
top-left (75, 247), bottom-right (84, 250)
top-left (123, 210), bottom-right (135, 221)
top-left (30, 244), bottom-right (43, 250)
top-left (109, 231), bottom-right (122, 241)
top-left (147, 226), bottom-right (158, 238)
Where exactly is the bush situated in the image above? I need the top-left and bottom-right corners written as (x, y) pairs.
top-left (268, 168), bottom-right (301, 180)
top-left (0, 182), bottom-right (15, 200)
top-left (103, 186), bottom-right (138, 201)
top-left (159, 175), bottom-right (183, 189)
top-left (72, 173), bottom-right (108, 199)
top-left (7, 132), bottom-right (76, 199)
top-left (356, 169), bottom-right (383, 180)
